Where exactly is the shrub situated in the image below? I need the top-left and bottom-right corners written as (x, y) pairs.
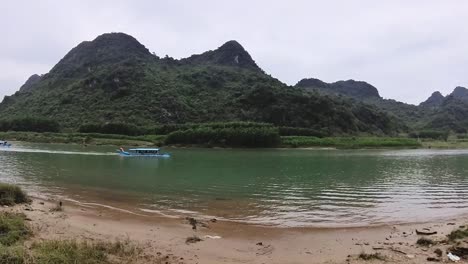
top-left (448, 227), bottom-right (468, 241)
top-left (165, 126), bottom-right (280, 147)
top-left (0, 183), bottom-right (29, 206)
top-left (278, 127), bottom-right (328, 137)
top-left (409, 130), bottom-right (450, 141)
top-left (416, 237), bottom-right (434, 246)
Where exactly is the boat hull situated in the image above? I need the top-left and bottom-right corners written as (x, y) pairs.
top-left (118, 152), bottom-right (171, 158)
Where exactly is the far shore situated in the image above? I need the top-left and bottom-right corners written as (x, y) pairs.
top-left (2, 130), bottom-right (468, 149)
top-left (2, 192), bottom-right (468, 263)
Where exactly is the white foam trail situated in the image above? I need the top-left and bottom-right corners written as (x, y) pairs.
top-left (0, 147), bottom-right (116, 156)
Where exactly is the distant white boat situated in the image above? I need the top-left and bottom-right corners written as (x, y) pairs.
top-left (117, 147), bottom-right (170, 158)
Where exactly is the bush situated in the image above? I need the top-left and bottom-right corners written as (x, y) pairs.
top-left (0, 183), bottom-right (29, 206)
top-left (165, 126), bottom-right (280, 147)
top-left (448, 227), bottom-right (468, 241)
top-left (79, 123), bottom-right (142, 136)
top-left (281, 136), bottom-right (421, 148)
top-left (409, 130), bottom-right (449, 141)
top-left (416, 237), bottom-right (434, 246)
top-left (278, 127), bottom-right (328, 137)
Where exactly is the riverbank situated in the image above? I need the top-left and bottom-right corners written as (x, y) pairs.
top-left (0, 131), bottom-right (430, 149)
top-left (3, 192), bottom-right (468, 263)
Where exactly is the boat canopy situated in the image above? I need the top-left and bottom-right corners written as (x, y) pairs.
top-left (129, 148), bottom-right (160, 151)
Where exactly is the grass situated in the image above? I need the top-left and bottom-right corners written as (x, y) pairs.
top-left (416, 237), bottom-right (434, 246)
top-left (0, 212), bottom-right (31, 246)
top-left (448, 227), bottom-right (468, 241)
top-left (0, 240), bottom-right (143, 264)
top-left (0, 184), bottom-right (150, 264)
top-left (358, 252), bottom-right (386, 261)
top-left (0, 211), bottom-right (147, 263)
top-left (421, 139), bottom-right (468, 149)
top-left (0, 183), bottom-right (29, 206)
top-left (281, 136), bottom-right (421, 149)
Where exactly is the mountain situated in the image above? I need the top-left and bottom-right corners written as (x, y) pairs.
top-left (420, 91), bottom-right (445, 108)
top-left (181, 40), bottom-right (261, 71)
top-left (449, 86), bottom-right (468, 102)
top-left (0, 33), bottom-right (400, 135)
top-left (295, 78), bottom-right (381, 99)
top-left (18, 74), bottom-right (42, 93)
top-left (295, 77), bottom-right (468, 132)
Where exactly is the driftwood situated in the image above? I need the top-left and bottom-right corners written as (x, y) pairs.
top-left (416, 229), bottom-right (437, 235)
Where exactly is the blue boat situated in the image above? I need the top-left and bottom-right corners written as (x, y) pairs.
top-left (117, 147), bottom-right (170, 158)
top-left (0, 141), bottom-right (11, 147)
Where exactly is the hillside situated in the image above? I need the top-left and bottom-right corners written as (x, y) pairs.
top-left (0, 33), bottom-right (401, 135)
top-left (296, 77), bottom-right (468, 133)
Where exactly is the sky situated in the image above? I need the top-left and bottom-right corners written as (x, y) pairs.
top-left (2, 1), bottom-right (468, 105)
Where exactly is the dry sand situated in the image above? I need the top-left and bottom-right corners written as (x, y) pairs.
top-left (3, 196), bottom-right (468, 264)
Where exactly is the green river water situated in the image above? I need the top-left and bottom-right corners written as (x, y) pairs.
top-left (1, 142), bottom-right (468, 227)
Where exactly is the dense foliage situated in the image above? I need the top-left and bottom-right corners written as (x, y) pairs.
top-left (281, 136), bottom-right (421, 148)
top-left (165, 126), bottom-right (280, 147)
top-left (0, 118), bottom-right (59, 133)
top-left (409, 130), bottom-right (449, 141)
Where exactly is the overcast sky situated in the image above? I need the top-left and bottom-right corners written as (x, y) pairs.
top-left (2, 1), bottom-right (468, 104)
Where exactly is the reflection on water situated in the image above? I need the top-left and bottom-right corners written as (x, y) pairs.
top-left (1, 142), bottom-right (468, 227)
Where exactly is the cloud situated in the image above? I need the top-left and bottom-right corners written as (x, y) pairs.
top-left (1, 0), bottom-right (468, 104)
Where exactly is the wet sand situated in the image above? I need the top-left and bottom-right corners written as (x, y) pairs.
top-left (3, 195), bottom-right (468, 264)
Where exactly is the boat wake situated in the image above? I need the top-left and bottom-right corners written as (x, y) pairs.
top-left (0, 147), bottom-right (115, 156)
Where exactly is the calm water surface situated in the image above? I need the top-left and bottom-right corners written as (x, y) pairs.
top-left (1, 142), bottom-right (468, 227)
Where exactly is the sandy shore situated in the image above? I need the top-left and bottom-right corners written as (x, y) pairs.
top-left (2, 196), bottom-right (468, 264)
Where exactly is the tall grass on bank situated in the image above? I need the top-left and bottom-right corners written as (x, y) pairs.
top-left (0, 211), bottom-right (147, 264)
top-left (281, 136), bottom-right (421, 148)
top-left (0, 213), bottom-right (31, 246)
top-left (0, 183), bottom-right (29, 206)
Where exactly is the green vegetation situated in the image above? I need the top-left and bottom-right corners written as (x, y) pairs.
top-left (0, 183), bottom-right (29, 206)
top-left (448, 227), bottom-right (468, 241)
top-left (281, 136), bottom-right (421, 148)
top-left (0, 213), bottom-right (31, 246)
top-left (0, 131), bottom-right (163, 146)
top-left (409, 130), bottom-right (450, 141)
top-left (0, 238), bottom-right (145, 264)
top-left (0, 202), bottom-right (151, 264)
top-left (0, 117), bottom-right (59, 133)
top-left (165, 125), bottom-right (280, 147)
top-left (416, 237), bottom-right (435, 246)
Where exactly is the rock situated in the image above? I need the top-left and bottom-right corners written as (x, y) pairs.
top-left (210, 218), bottom-right (217, 223)
top-left (406, 254), bottom-right (415, 259)
top-left (256, 242), bottom-right (263, 246)
top-left (39, 202), bottom-right (45, 205)
top-left (434, 248), bottom-right (443, 257)
top-left (427, 257), bottom-right (441, 262)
